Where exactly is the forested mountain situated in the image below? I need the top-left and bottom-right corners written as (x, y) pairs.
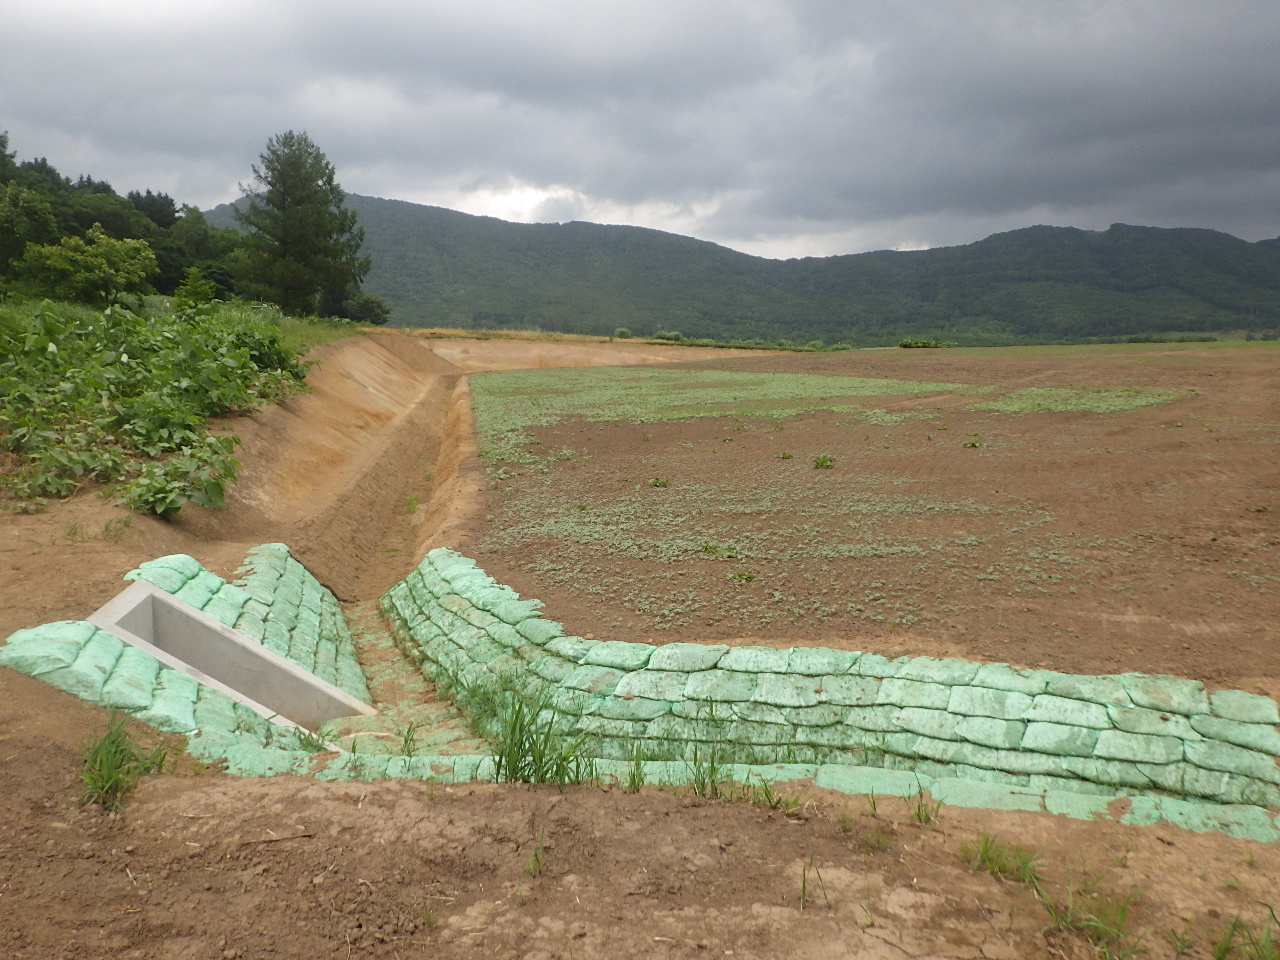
top-left (208, 195), bottom-right (1280, 345)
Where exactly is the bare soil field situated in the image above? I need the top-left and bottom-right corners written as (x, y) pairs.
top-left (469, 343), bottom-right (1280, 698)
top-left (2, 334), bottom-right (1279, 958)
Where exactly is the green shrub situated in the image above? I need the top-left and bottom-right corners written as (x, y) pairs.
top-left (613, 327), bottom-right (632, 339)
top-left (172, 266), bottom-right (218, 311)
top-left (898, 337), bottom-right (956, 348)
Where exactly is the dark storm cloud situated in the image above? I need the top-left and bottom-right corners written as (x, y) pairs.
top-left (2, 1), bottom-right (1278, 256)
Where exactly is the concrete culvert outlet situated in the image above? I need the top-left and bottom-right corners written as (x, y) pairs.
top-left (89, 580), bottom-right (377, 732)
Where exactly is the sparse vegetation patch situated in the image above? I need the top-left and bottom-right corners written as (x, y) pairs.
top-left (971, 386), bottom-right (1181, 413)
top-left (471, 367), bottom-right (970, 462)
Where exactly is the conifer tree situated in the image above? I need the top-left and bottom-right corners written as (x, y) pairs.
top-left (234, 131), bottom-right (370, 315)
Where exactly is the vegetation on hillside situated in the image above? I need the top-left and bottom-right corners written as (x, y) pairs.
top-left (0, 129), bottom-right (385, 322)
top-left (209, 195), bottom-right (1280, 346)
top-left (0, 130), bottom-right (383, 516)
top-left (0, 299), bottom-right (308, 516)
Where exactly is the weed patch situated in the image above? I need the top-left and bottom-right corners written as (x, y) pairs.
top-left (1210, 904), bottom-right (1280, 960)
top-left (471, 367), bottom-right (970, 462)
top-left (960, 832), bottom-right (1043, 885)
top-left (450, 679), bottom-right (595, 787)
top-left (0, 300), bottom-right (308, 514)
top-left (971, 386), bottom-right (1180, 414)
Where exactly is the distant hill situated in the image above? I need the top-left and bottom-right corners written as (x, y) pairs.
top-left (207, 196), bottom-right (1280, 345)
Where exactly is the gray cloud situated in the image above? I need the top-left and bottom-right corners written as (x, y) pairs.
top-left (3, 0), bottom-right (1278, 257)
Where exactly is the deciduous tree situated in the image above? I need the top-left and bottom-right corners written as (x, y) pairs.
top-left (16, 223), bottom-right (156, 304)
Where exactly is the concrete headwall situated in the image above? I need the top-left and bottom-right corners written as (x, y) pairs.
top-left (380, 548), bottom-right (1280, 811)
top-left (0, 544), bottom-right (370, 765)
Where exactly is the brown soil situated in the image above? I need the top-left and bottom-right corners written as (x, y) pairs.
top-left (470, 343), bottom-right (1280, 699)
top-left (5, 665), bottom-right (1279, 960)
top-left (2, 334), bottom-right (1279, 958)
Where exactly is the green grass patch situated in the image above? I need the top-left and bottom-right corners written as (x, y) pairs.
top-left (961, 832), bottom-right (1043, 884)
top-left (471, 367), bottom-right (970, 462)
top-left (970, 386), bottom-right (1181, 413)
top-left (446, 676), bottom-right (595, 787)
top-left (276, 315), bottom-right (366, 354)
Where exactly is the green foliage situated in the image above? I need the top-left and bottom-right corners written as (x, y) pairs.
top-left (812, 454), bottom-right (835, 469)
top-left (613, 327), bottom-right (632, 339)
top-left (127, 188), bottom-right (178, 229)
top-left (120, 435), bottom-right (240, 517)
top-left (0, 300), bottom-right (307, 514)
top-left (79, 711), bottom-right (167, 811)
top-left (234, 131), bottom-right (371, 316)
top-left (0, 131), bottom-right (249, 300)
top-left (525, 829), bottom-right (546, 877)
top-left (800, 850), bottom-right (834, 910)
top-left (1214, 905), bottom-right (1279, 960)
top-left (399, 721), bottom-right (419, 756)
top-left (1037, 881), bottom-right (1146, 959)
top-left (899, 336), bottom-right (956, 348)
top-left (16, 223), bottom-right (157, 305)
top-left (625, 744), bottom-right (647, 793)
top-left (907, 782), bottom-right (941, 824)
top-left (172, 265), bottom-right (218, 310)
top-left (971, 386), bottom-right (1182, 413)
top-left (0, 181), bottom-right (57, 275)
top-left (319, 285), bottom-right (390, 325)
top-left (452, 679), bottom-right (594, 787)
top-left (687, 744), bottom-right (729, 799)
top-left (292, 726), bottom-right (332, 754)
top-left (470, 366), bottom-right (968, 463)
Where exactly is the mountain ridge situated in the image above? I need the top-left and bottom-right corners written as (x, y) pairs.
top-left (206, 195), bottom-right (1280, 345)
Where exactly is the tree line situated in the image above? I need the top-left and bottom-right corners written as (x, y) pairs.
top-left (0, 130), bottom-right (385, 322)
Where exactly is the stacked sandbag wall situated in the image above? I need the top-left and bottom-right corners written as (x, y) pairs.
top-left (381, 548), bottom-right (1280, 811)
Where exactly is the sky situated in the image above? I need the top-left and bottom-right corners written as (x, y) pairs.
top-left (4, 1), bottom-right (1279, 259)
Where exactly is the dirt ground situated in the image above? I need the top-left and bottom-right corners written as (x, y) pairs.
top-left (2, 334), bottom-right (1279, 958)
top-left (4, 666), bottom-right (1279, 960)
top-left (470, 343), bottom-right (1280, 699)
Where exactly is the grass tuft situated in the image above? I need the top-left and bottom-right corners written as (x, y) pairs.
top-left (525, 829), bottom-right (546, 878)
top-left (79, 711), bottom-right (167, 811)
top-left (453, 679), bottom-right (595, 787)
top-left (960, 832), bottom-right (1043, 885)
top-left (1213, 903), bottom-right (1280, 960)
top-left (907, 782), bottom-right (941, 824)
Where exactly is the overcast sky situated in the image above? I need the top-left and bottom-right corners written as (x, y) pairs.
top-left (4, 1), bottom-right (1279, 258)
